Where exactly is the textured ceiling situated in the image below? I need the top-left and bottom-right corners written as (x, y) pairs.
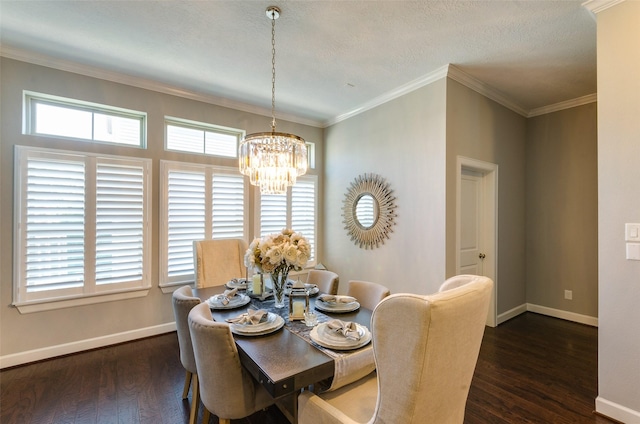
top-left (0, 1), bottom-right (597, 126)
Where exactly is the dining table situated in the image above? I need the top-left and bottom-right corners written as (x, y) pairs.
top-left (192, 283), bottom-right (375, 424)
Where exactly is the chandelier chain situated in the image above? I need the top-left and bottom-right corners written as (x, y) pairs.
top-left (271, 12), bottom-right (277, 131)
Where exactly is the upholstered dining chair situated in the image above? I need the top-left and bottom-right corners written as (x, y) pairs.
top-left (193, 238), bottom-right (247, 288)
top-left (307, 270), bottom-right (339, 295)
top-left (346, 280), bottom-right (391, 311)
top-left (188, 302), bottom-right (275, 424)
top-left (298, 276), bottom-right (493, 424)
top-left (171, 285), bottom-right (202, 424)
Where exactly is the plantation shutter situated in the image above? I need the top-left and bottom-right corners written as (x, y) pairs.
top-left (212, 173), bottom-right (245, 239)
top-left (291, 177), bottom-right (316, 262)
top-left (260, 193), bottom-right (287, 237)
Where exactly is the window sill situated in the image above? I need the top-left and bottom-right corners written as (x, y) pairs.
top-left (13, 287), bottom-right (151, 314)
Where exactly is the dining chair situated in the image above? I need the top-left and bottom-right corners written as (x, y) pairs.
top-left (346, 280), bottom-right (390, 311)
top-left (307, 270), bottom-right (339, 295)
top-left (298, 276), bottom-right (493, 424)
top-left (171, 285), bottom-right (202, 424)
top-left (188, 302), bottom-right (275, 424)
top-left (193, 238), bottom-right (247, 288)
top-left (439, 274), bottom-right (483, 292)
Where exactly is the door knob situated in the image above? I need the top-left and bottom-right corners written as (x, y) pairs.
top-left (479, 253), bottom-right (486, 259)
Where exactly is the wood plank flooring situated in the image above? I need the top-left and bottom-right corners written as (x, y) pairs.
top-left (1, 312), bottom-right (617, 424)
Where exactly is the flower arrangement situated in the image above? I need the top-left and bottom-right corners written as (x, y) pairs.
top-left (245, 228), bottom-right (310, 307)
top-left (244, 228), bottom-right (310, 275)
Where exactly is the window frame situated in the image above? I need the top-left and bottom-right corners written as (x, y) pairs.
top-left (13, 146), bottom-right (152, 313)
top-left (158, 160), bottom-right (249, 290)
top-left (164, 116), bottom-right (244, 158)
top-left (24, 91), bottom-right (147, 148)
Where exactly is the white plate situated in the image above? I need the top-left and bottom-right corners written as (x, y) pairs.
top-left (310, 322), bottom-right (372, 350)
top-left (207, 293), bottom-right (251, 310)
top-left (314, 299), bottom-right (360, 313)
top-left (225, 278), bottom-right (248, 289)
top-left (230, 313), bottom-right (285, 336)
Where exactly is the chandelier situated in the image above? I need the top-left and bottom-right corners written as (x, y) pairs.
top-left (239, 6), bottom-right (308, 195)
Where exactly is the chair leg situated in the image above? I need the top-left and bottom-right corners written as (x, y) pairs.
top-left (189, 374), bottom-right (200, 424)
top-left (202, 407), bottom-right (211, 424)
top-left (182, 370), bottom-right (193, 399)
top-left (218, 419), bottom-right (230, 424)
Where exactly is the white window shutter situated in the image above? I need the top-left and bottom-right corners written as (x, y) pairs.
top-left (292, 177), bottom-right (316, 262)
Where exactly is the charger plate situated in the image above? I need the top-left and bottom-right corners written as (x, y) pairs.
top-left (310, 322), bottom-right (371, 350)
top-left (207, 293), bottom-right (251, 310)
top-left (315, 299), bottom-right (360, 313)
top-left (225, 278), bottom-right (248, 289)
top-left (230, 313), bottom-right (285, 336)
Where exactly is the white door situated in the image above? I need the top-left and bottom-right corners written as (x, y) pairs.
top-left (460, 170), bottom-right (484, 274)
top-left (457, 157), bottom-right (497, 327)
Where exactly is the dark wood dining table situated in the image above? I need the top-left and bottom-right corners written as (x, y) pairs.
top-left (192, 285), bottom-right (373, 423)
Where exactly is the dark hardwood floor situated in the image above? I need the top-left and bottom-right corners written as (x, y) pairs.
top-left (1, 312), bottom-right (617, 424)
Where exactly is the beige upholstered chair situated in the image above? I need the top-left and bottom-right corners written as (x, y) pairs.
top-left (346, 280), bottom-right (391, 311)
top-left (298, 276), bottom-right (493, 424)
top-left (307, 270), bottom-right (339, 295)
top-left (188, 302), bottom-right (275, 424)
top-left (171, 285), bottom-right (202, 424)
top-left (439, 274), bottom-right (484, 292)
top-left (193, 239), bottom-right (247, 288)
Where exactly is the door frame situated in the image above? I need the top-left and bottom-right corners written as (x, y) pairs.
top-left (456, 156), bottom-right (498, 327)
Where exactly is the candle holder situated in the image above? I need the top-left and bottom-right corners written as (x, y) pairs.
top-left (288, 281), bottom-right (309, 321)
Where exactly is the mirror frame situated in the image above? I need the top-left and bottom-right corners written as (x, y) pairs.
top-left (342, 173), bottom-right (397, 249)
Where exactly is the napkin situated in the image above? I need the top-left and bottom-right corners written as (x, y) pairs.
top-left (327, 319), bottom-right (361, 341)
top-left (226, 309), bottom-right (268, 325)
top-left (318, 295), bottom-right (356, 304)
top-left (215, 287), bottom-right (238, 305)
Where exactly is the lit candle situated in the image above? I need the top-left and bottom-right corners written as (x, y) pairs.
top-left (252, 274), bottom-right (262, 295)
top-left (292, 302), bottom-right (304, 317)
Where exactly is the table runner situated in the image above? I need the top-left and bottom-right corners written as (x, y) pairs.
top-left (247, 297), bottom-right (375, 392)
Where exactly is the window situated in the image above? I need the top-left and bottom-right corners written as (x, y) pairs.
top-left (13, 146), bottom-right (152, 310)
top-left (24, 92), bottom-right (146, 147)
top-left (165, 117), bottom-right (242, 158)
top-left (259, 175), bottom-right (317, 265)
top-left (159, 161), bottom-right (247, 287)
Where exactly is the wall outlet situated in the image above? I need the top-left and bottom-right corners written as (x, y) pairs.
top-left (564, 290), bottom-right (573, 300)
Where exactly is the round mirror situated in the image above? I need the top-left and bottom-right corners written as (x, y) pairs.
top-left (354, 194), bottom-right (377, 229)
top-left (342, 174), bottom-right (396, 249)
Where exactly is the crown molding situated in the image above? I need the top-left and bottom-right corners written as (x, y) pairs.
top-left (528, 93), bottom-right (597, 117)
top-left (326, 64), bottom-right (450, 126)
top-left (582, 0), bottom-right (626, 14)
top-left (0, 46), bottom-right (324, 129)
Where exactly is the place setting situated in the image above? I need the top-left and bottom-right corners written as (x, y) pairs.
top-left (207, 287), bottom-right (251, 310)
top-left (225, 308), bottom-right (285, 336)
top-left (225, 278), bottom-right (248, 290)
top-left (314, 294), bottom-right (360, 313)
top-left (309, 319), bottom-right (371, 350)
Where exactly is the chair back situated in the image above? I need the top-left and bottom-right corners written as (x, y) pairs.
top-left (307, 270), bottom-right (339, 295)
top-left (188, 302), bottom-right (273, 419)
top-left (438, 274), bottom-right (484, 292)
top-left (172, 285), bottom-right (200, 374)
top-left (370, 277), bottom-right (493, 424)
top-left (193, 239), bottom-right (247, 288)
top-left (346, 280), bottom-right (390, 311)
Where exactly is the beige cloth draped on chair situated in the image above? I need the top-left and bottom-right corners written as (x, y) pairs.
top-left (298, 276), bottom-right (493, 424)
top-left (307, 270), bottom-right (339, 295)
top-left (193, 239), bottom-right (247, 288)
top-left (171, 285), bottom-right (201, 424)
top-left (188, 302), bottom-right (275, 424)
top-left (345, 280), bottom-right (390, 311)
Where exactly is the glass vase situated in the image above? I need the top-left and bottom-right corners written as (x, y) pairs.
top-left (272, 268), bottom-right (288, 308)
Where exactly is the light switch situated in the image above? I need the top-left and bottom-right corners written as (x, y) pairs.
top-left (625, 223), bottom-right (640, 242)
top-left (627, 243), bottom-right (640, 261)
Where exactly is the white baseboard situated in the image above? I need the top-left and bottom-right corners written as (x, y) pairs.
top-left (497, 303), bottom-right (527, 324)
top-left (596, 396), bottom-right (640, 423)
top-left (496, 303), bottom-right (598, 327)
top-left (0, 322), bottom-right (176, 369)
top-left (526, 303), bottom-right (598, 327)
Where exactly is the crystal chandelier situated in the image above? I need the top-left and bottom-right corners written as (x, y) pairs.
top-left (239, 6), bottom-right (308, 195)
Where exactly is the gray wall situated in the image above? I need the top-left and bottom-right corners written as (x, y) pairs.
top-left (595, 1), bottom-right (640, 420)
top-left (323, 80), bottom-right (448, 295)
top-left (445, 79), bottom-right (527, 316)
top-left (526, 104), bottom-right (598, 318)
top-left (0, 58), bottom-right (323, 361)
